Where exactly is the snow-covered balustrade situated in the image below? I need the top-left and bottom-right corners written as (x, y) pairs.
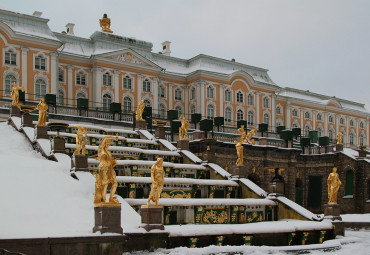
top-left (67, 124), bottom-right (139, 138)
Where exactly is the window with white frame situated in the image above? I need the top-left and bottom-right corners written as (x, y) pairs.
top-left (5, 74), bottom-right (16, 95)
top-left (190, 87), bottom-right (196, 100)
top-left (143, 79), bottom-right (151, 92)
top-left (276, 106), bottom-right (281, 114)
top-left (317, 127), bottom-right (322, 137)
top-left (263, 97), bottom-right (269, 108)
top-left (77, 91), bottom-right (86, 99)
top-left (360, 134), bottom-right (365, 146)
top-left (103, 94), bottom-right (112, 110)
top-left (304, 126), bottom-right (310, 136)
top-left (236, 91), bottom-right (243, 103)
top-left (360, 122), bottom-right (364, 129)
top-left (35, 54), bottom-right (46, 70)
top-left (175, 105), bottom-right (182, 115)
top-left (58, 89), bottom-right (64, 105)
top-left (349, 133), bottom-right (355, 145)
top-left (159, 103), bottom-right (166, 119)
top-left (35, 79), bottom-right (46, 98)
top-left (123, 96), bottom-right (132, 112)
top-left (103, 72), bottom-right (112, 86)
top-left (328, 129), bottom-right (335, 140)
top-left (237, 109), bottom-right (244, 121)
top-left (350, 119), bottom-right (354, 127)
top-left (317, 113), bottom-right (322, 121)
top-left (292, 123), bottom-right (298, 128)
top-left (191, 105), bottom-right (196, 114)
top-left (341, 131), bottom-right (346, 144)
top-left (225, 89), bottom-right (231, 102)
top-left (123, 76), bottom-right (132, 89)
top-left (207, 104), bottom-right (214, 119)
top-left (292, 109), bottom-right (298, 117)
top-left (263, 113), bottom-right (269, 124)
top-left (247, 111), bottom-right (254, 125)
top-left (76, 71), bottom-right (86, 85)
top-left (207, 86), bottom-right (214, 99)
top-left (58, 68), bottom-right (64, 82)
top-left (340, 118), bottom-right (345, 125)
top-left (175, 88), bottom-right (182, 100)
top-left (159, 85), bottom-right (165, 98)
top-left (328, 115), bottom-right (334, 123)
top-left (5, 49), bottom-right (16, 65)
top-left (305, 111), bottom-right (311, 119)
top-left (247, 93), bottom-right (254, 106)
top-left (225, 107), bottom-right (232, 122)
top-left (144, 99), bottom-right (151, 107)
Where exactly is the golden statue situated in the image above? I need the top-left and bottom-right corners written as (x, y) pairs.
top-left (234, 140), bottom-right (244, 166)
top-left (136, 100), bottom-right (145, 121)
top-left (99, 13), bottom-right (113, 33)
top-left (94, 136), bottom-right (119, 205)
top-left (337, 131), bottom-right (343, 145)
top-left (246, 128), bottom-right (257, 144)
top-left (327, 167), bottom-right (341, 204)
top-left (147, 158), bottom-right (165, 206)
top-left (11, 82), bottom-right (25, 107)
top-left (37, 99), bottom-right (48, 126)
top-left (237, 125), bottom-right (247, 142)
top-left (179, 114), bottom-right (190, 140)
top-left (74, 126), bottom-right (88, 156)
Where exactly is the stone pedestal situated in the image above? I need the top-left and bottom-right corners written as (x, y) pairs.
top-left (177, 140), bottom-right (189, 150)
top-left (202, 149), bottom-right (215, 163)
top-left (304, 147), bottom-right (310, 154)
top-left (72, 155), bottom-right (88, 171)
top-left (335, 144), bottom-right (343, 152)
top-left (93, 204), bottom-right (123, 234)
top-left (135, 120), bottom-right (147, 130)
top-left (35, 125), bottom-right (48, 139)
top-left (287, 141), bottom-right (293, 148)
top-left (324, 204), bottom-right (345, 236)
top-left (10, 105), bottom-right (21, 117)
top-left (155, 126), bottom-right (166, 139)
top-left (21, 113), bottom-right (33, 127)
top-left (140, 205), bottom-right (165, 232)
top-left (52, 137), bottom-right (65, 153)
top-left (258, 137), bottom-right (267, 145)
top-left (269, 181), bottom-right (285, 195)
top-left (320, 147), bottom-right (326, 154)
top-left (359, 149), bottom-right (366, 158)
top-left (231, 166), bottom-right (247, 178)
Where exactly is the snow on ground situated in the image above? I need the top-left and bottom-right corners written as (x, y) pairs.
top-left (341, 213), bottom-right (370, 222)
top-left (0, 122), bottom-right (140, 238)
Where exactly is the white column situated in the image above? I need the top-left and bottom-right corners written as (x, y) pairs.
top-left (324, 112), bottom-right (328, 136)
top-left (50, 53), bottom-right (57, 95)
top-left (256, 92), bottom-right (260, 124)
top-left (93, 67), bottom-right (102, 108)
top-left (271, 95), bottom-right (276, 130)
top-left (21, 47), bottom-right (28, 99)
top-left (114, 70), bottom-right (119, 102)
top-left (184, 84), bottom-right (189, 116)
top-left (285, 101), bottom-right (291, 128)
top-left (199, 81), bottom-right (205, 117)
top-left (367, 116), bottom-right (370, 146)
top-left (335, 114), bottom-right (340, 136)
top-left (168, 83), bottom-right (173, 110)
top-left (88, 70), bottom-right (93, 108)
top-left (137, 74), bottom-right (142, 105)
top-left (312, 110), bottom-right (316, 130)
top-left (300, 108), bottom-right (304, 129)
top-left (153, 77), bottom-right (159, 112)
top-left (67, 65), bottom-right (73, 106)
top-left (346, 116), bottom-right (349, 145)
top-left (356, 118), bottom-right (359, 145)
top-left (219, 84), bottom-right (224, 117)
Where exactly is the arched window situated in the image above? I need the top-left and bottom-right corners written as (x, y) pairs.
top-left (236, 91), bottom-right (243, 103)
top-left (317, 113), bottom-right (322, 121)
top-left (143, 79), bottom-right (151, 92)
top-left (103, 72), bottom-right (112, 86)
top-left (175, 88), bottom-right (182, 100)
top-left (159, 85), bottom-right (165, 98)
top-left (237, 109), bottom-right (244, 121)
top-left (263, 97), bottom-right (269, 108)
top-left (35, 79), bottom-right (46, 98)
top-left (328, 129), bottom-right (335, 140)
top-left (247, 111), bottom-right (254, 126)
top-left (77, 91), bottom-right (86, 99)
top-left (102, 94), bottom-right (112, 110)
top-left (263, 113), bottom-right (269, 124)
top-left (329, 115), bottom-right (334, 123)
top-left (5, 74), bottom-right (16, 95)
top-left (360, 134), bottom-right (365, 146)
top-left (144, 99), bottom-right (151, 107)
top-left (76, 71), bottom-right (86, 85)
top-left (360, 122), bottom-right (364, 129)
top-left (191, 87), bottom-right (196, 100)
top-left (305, 111), bottom-right (310, 119)
top-left (175, 105), bottom-right (182, 115)
top-left (292, 123), bottom-right (298, 128)
top-left (349, 133), bottom-right (355, 145)
top-left (34, 54), bottom-right (46, 70)
top-left (225, 89), bottom-right (231, 102)
top-left (317, 127), bottom-right (322, 137)
top-left (225, 107), bottom-right (232, 122)
top-left (123, 76), bottom-right (132, 89)
top-left (340, 118), bottom-right (345, 125)
top-left (58, 68), bottom-right (64, 82)
top-left (276, 106), bottom-right (281, 114)
top-left (304, 126), bottom-right (310, 136)
top-left (292, 109), bottom-right (298, 117)
top-left (207, 86), bottom-right (214, 99)
top-left (191, 105), bottom-right (196, 114)
top-left (123, 97), bottom-right (132, 112)
top-left (5, 49), bottom-right (16, 65)
top-left (345, 170), bottom-right (354, 196)
top-left (58, 89), bottom-right (64, 106)
top-left (159, 103), bottom-right (166, 119)
top-left (207, 104), bottom-right (214, 119)
top-left (247, 93), bottom-right (254, 106)
top-left (350, 119), bottom-right (354, 127)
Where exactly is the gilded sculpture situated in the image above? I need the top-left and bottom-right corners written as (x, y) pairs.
top-left (234, 140), bottom-right (244, 166)
top-left (99, 13), bottom-right (113, 33)
top-left (327, 167), bottom-right (341, 204)
top-left (179, 114), bottom-right (190, 140)
top-left (11, 82), bottom-right (25, 107)
top-left (37, 99), bottom-right (48, 126)
top-left (147, 157), bottom-right (165, 206)
top-left (74, 126), bottom-right (88, 156)
top-left (337, 131), bottom-right (343, 145)
top-left (238, 125), bottom-right (247, 142)
top-left (94, 136), bottom-right (119, 205)
top-left (136, 100), bottom-right (145, 121)
top-left (246, 128), bottom-right (257, 144)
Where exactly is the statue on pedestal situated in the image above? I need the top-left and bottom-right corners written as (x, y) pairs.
top-left (238, 125), bottom-right (247, 142)
top-left (234, 140), bottom-right (244, 166)
top-left (337, 132), bottom-right (343, 145)
top-left (136, 100), bottom-right (145, 121)
top-left (11, 82), bottom-right (25, 107)
top-left (94, 136), bottom-right (119, 205)
top-left (246, 128), bottom-right (257, 144)
top-left (74, 126), bottom-right (88, 156)
top-left (37, 99), bottom-right (48, 126)
top-left (179, 114), bottom-right (189, 140)
top-left (147, 158), bottom-right (165, 206)
top-left (99, 13), bottom-right (113, 33)
top-left (327, 167), bottom-right (341, 204)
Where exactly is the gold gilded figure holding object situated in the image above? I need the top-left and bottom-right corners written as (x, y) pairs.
top-left (237, 125), bottom-right (247, 143)
top-left (37, 99), bottom-right (48, 126)
top-left (179, 114), bottom-right (190, 140)
top-left (147, 158), bottom-right (165, 206)
top-left (327, 167), bottom-right (342, 204)
top-left (136, 100), bottom-right (145, 121)
top-left (234, 140), bottom-right (244, 166)
top-left (74, 126), bottom-right (88, 156)
top-left (11, 82), bottom-right (25, 106)
top-left (246, 128), bottom-right (257, 144)
top-left (94, 135), bottom-right (119, 205)
top-left (337, 131), bottom-right (343, 145)
top-left (99, 14), bottom-right (113, 33)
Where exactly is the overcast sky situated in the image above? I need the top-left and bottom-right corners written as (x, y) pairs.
top-left (2, 0), bottom-right (369, 110)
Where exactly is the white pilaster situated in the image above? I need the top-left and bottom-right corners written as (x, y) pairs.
top-left (50, 53), bottom-right (57, 95)
top-left (21, 47), bottom-right (28, 98)
top-left (300, 108), bottom-right (304, 129)
top-left (312, 110), bottom-right (316, 130)
top-left (93, 67), bottom-right (102, 108)
top-left (88, 70), bottom-right (93, 108)
top-left (153, 77), bottom-right (159, 112)
top-left (285, 101), bottom-right (291, 128)
top-left (335, 114), bottom-right (340, 136)
top-left (184, 84), bottom-right (189, 116)
top-left (67, 65), bottom-right (73, 106)
top-left (271, 95), bottom-right (276, 130)
top-left (367, 116), bottom-right (370, 146)
top-left (219, 84), bottom-right (224, 117)
top-left (199, 81), bottom-right (205, 117)
top-left (168, 83), bottom-right (173, 110)
top-left (346, 116), bottom-right (349, 146)
top-left (324, 112), bottom-right (328, 136)
top-left (356, 118), bottom-right (359, 145)
top-left (256, 92), bottom-right (260, 124)
top-left (114, 70), bottom-right (119, 102)
top-left (137, 74), bottom-right (142, 105)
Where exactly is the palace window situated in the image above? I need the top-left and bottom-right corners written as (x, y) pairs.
top-left (144, 99), bottom-right (151, 107)
top-left (58, 89), bottom-right (64, 106)
top-left (225, 107), bottom-right (232, 122)
top-left (305, 111), bottom-right (311, 119)
top-left (207, 104), bottom-right (214, 119)
top-left (76, 71), bottom-right (86, 85)
top-left (317, 128), bottom-right (322, 137)
top-left (123, 97), bottom-right (132, 112)
top-left (35, 54), bottom-right (46, 70)
top-left (328, 129), bottom-right (334, 140)
top-left (350, 119), bottom-right (354, 127)
top-left (360, 134), bottom-right (365, 146)
top-left (175, 88), bottom-right (182, 100)
top-left (175, 105), bottom-right (182, 115)
top-left (263, 97), bottom-right (270, 108)
top-left (143, 79), bottom-right (151, 92)
top-left (159, 85), bottom-right (165, 98)
top-left (247, 111), bottom-right (254, 125)
top-left (236, 91), bottom-right (243, 103)
top-left (276, 106), bottom-right (281, 114)
top-left (292, 123), bottom-right (298, 128)
top-left (349, 133), bottom-right (355, 145)
top-left (103, 72), bottom-right (112, 86)
top-left (5, 74), bottom-right (16, 95)
top-left (159, 103), bottom-right (166, 119)
top-left (102, 94), bottom-right (112, 110)
top-left (58, 68), bottom-right (64, 82)
top-left (237, 109), bottom-right (244, 121)
top-left (304, 126), bottom-right (310, 136)
top-left (263, 113), bottom-right (269, 124)
top-left (207, 86), bottom-right (214, 99)
top-left (191, 105), bottom-right (196, 114)
top-left (123, 76), bottom-right (132, 89)
top-left (247, 93), bottom-right (254, 106)
top-left (317, 113), bottom-right (322, 121)
top-left (5, 49), bottom-right (16, 65)
top-left (35, 79), bottom-right (46, 98)
top-left (328, 115), bottom-right (334, 123)
top-left (190, 87), bottom-right (196, 100)
top-left (360, 122), bottom-right (364, 129)
top-left (340, 118), bottom-right (345, 125)
top-left (225, 89), bottom-right (231, 102)
top-left (292, 109), bottom-right (298, 117)
top-left (77, 92), bottom-right (86, 99)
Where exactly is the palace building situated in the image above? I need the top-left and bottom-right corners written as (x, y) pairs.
top-left (0, 8), bottom-right (368, 147)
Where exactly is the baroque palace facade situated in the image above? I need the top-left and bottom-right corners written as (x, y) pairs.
top-left (0, 8), bottom-right (369, 147)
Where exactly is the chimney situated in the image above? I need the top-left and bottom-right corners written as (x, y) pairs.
top-left (161, 41), bottom-right (171, 56)
top-left (65, 23), bottom-right (75, 35)
top-left (32, 11), bottom-right (42, 18)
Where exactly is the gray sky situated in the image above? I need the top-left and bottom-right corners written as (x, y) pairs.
top-left (2, 0), bottom-right (369, 110)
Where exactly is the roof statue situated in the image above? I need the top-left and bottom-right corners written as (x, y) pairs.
top-left (11, 82), bottom-right (25, 107)
top-left (99, 13), bottom-right (113, 33)
top-left (37, 99), bottom-right (48, 126)
top-left (327, 167), bottom-right (341, 204)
